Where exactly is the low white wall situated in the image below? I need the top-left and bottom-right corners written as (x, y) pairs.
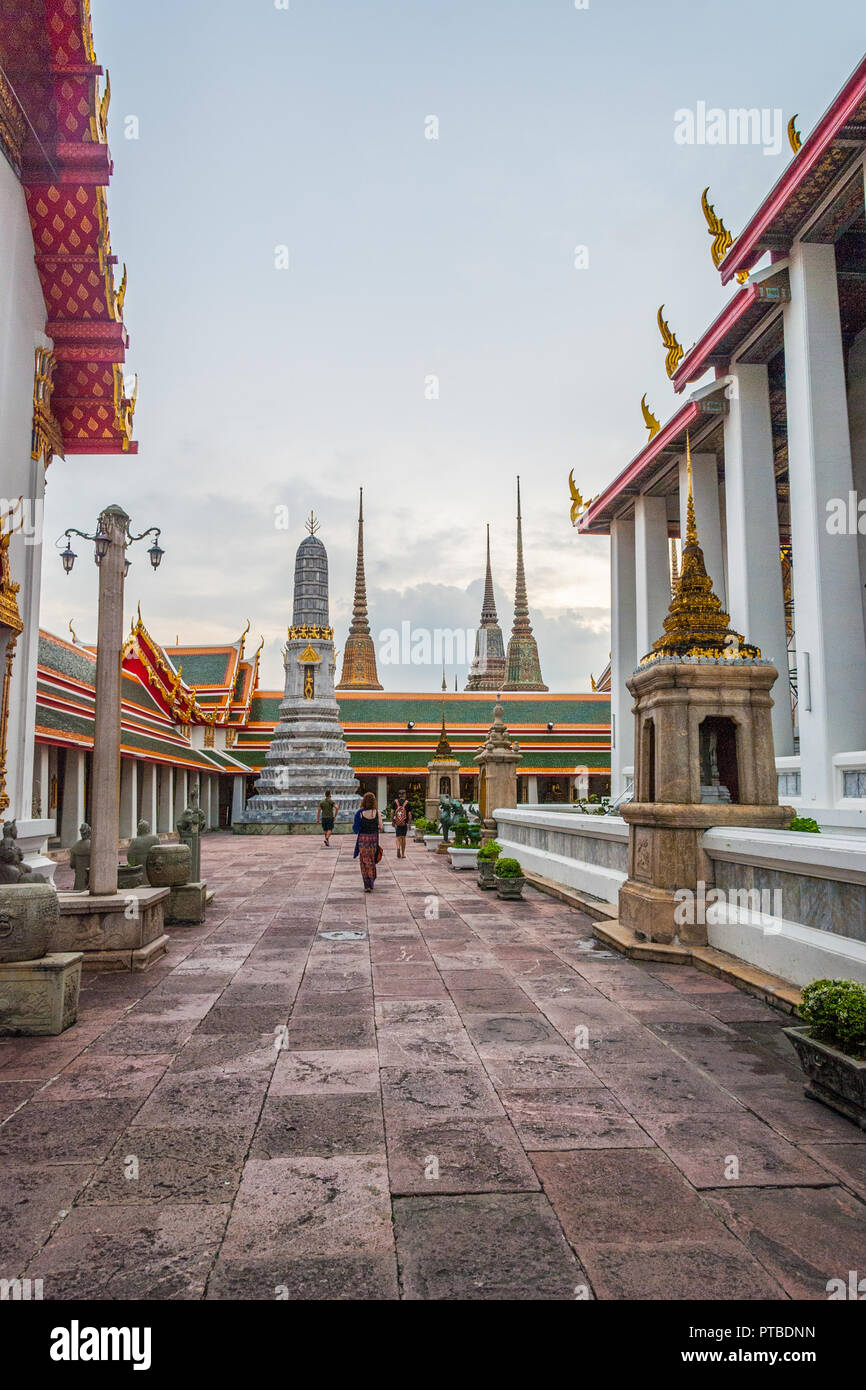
top-left (494, 808), bottom-right (628, 904)
top-left (703, 825), bottom-right (866, 986)
top-left (495, 811), bottom-right (866, 988)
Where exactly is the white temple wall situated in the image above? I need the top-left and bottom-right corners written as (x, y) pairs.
top-left (0, 154), bottom-right (54, 869)
top-left (847, 324), bottom-right (866, 634)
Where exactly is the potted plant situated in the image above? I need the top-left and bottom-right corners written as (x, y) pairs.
top-left (784, 978), bottom-right (866, 1129)
top-left (476, 838), bottom-right (501, 890)
top-left (423, 821), bottom-right (443, 852)
top-left (413, 816), bottom-right (428, 843)
top-left (493, 856), bottom-right (526, 900)
top-left (448, 822), bottom-right (479, 871)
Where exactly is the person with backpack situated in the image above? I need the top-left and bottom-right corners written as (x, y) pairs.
top-left (392, 788), bottom-right (412, 859)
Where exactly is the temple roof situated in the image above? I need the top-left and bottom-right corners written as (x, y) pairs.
top-left (719, 55), bottom-right (866, 285)
top-left (0, 0), bottom-right (137, 455)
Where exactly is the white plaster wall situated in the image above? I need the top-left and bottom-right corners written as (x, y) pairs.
top-left (847, 325), bottom-right (866, 634)
top-left (0, 153), bottom-right (50, 829)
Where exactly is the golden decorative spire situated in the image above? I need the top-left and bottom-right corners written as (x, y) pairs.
top-left (568, 470), bottom-right (597, 525)
top-left (640, 394), bottom-right (661, 441)
top-left (701, 187), bottom-right (733, 269)
top-left (669, 537), bottom-right (679, 596)
top-left (657, 305), bottom-right (684, 378)
top-left (787, 115), bottom-right (802, 153)
top-left (306, 511), bottom-right (320, 536)
top-left (701, 188), bottom-right (749, 284)
top-left (337, 487), bottom-right (383, 690)
top-left (643, 434), bottom-right (760, 664)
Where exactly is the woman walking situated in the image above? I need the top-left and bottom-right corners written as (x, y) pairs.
top-left (353, 792), bottom-right (383, 892)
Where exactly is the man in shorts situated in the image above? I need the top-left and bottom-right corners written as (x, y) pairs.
top-left (392, 789), bottom-right (412, 859)
top-left (317, 790), bottom-right (337, 846)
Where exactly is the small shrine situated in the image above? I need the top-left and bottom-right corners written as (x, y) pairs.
top-left (619, 438), bottom-right (791, 946)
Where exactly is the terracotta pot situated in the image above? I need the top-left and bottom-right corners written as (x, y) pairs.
top-left (784, 1025), bottom-right (866, 1131)
top-left (0, 883), bottom-right (58, 963)
top-left (145, 843), bottom-right (192, 887)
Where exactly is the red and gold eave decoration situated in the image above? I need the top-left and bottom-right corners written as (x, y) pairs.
top-left (3, 0), bottom-right (137, 456)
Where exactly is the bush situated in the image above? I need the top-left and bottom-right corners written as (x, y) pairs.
top-left (800, 978), bottom-right (866, 1059)
top-left (477, 839), bottom-right (501, 862)
top-left (414, 817), bottom-right (428, 834)
top-left (789, 816), bottom-right (821, 833)
top-left (424, 821), bottom-right (440, 835)
top-left (493, 856), bottom-right (524, 879)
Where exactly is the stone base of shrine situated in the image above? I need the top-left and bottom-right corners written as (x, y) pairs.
top-left (0, 952), bottom-right (83, 1035)
top-left (232, 822), bottom-right (354, 835)
top-left (54, 888), bottom-right (170, 972)
top-left (165, 881), bottom-right (208, 926)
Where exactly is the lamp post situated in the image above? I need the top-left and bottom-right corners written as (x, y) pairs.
top-left (59, 504), bottom-right (164, 896)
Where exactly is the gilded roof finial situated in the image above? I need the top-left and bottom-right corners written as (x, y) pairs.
top-left (657, 304), bottom-right (684, 378)
top-left (640, 394), bottom-right (661, 441)
top-left (701, 187), bottom-right (733, 269)
top-left (787, 115), bottom-right (802, 153)
top-left (306, 511), bottom-right (320, 536)
top-left (69, 619), bottom-right (78, 645)
top-left (568, 470), bottom-right (597, 525)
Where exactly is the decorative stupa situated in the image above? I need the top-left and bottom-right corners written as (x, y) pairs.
top-left (465, 525), bottom-right (507, 691)
top-left (503, 477), bottom-right (548, 691)
top-left (337, 488), bottom-right (383, 690)
top-left (235, 513), bottom-right (360, 833)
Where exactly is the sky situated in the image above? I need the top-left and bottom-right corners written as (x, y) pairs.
top-left (39, 0), bottom-right (866, 692)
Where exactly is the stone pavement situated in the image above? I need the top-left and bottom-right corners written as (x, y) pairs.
top-left (1, 832), bottom-right (865, 1300)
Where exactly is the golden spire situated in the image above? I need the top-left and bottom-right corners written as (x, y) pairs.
top-left (669, 538), bottom-right (679, 596)
top-left (657, 305), bottom-right (684, 378)
top-left (643, 434), bottom-right (760, 664)
top-left (640, 394), bottom-right (660, 441)
top-left (337, 487), bottom-right (383, 690)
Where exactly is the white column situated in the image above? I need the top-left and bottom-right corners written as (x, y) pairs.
top-left (140, 762), bottom-right (158, 834)
top-left (376, 774), bottom-right (387, 810)
top-left (847, 325), bottom-right (866, 631)
top-left (174, 767), bottom-right (188, 826)
top-left (783, 241), bottom-right (866, 807)
top-left (526, 776), bottom-right (539, 804)
top-left (610, 516), bottom-right (637, 798)
top-left (231, 773), bottom-right (246, 825)
top-left (59, 748), bottom-right (86, 847)
top-left (634, 495), bottom-right (671, 657)
top-left (724, 362), bottom-right (794, 756)
top-left (679, 451), bottom-right (726, 609)
top-left (157, 766), bottom-right (173, 833)
top-left (119, 758), bottom-right (137, 840)
top-left (4, 455), bottom-right (47, 828)
top-left (207, 774), bottom-right (218, 828)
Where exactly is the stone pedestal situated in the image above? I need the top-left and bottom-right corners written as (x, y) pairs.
top-left (165, 881), bottom-right (207, 926)
top-left (0, 953), bottom-right (83, 1035)
top-left (474, 700), bottom-right (522, 839)
top-left (619, 652), bottom-right (791, 946)
top-left (54, 888), bottom-right (170, 971)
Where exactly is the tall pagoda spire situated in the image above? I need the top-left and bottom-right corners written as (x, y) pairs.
top-left (503, 477), bottom-right (548, 691)
top-left (466, 524), bottom-right (507, 690)
top-left (337, 487), bottom-right (383, 690)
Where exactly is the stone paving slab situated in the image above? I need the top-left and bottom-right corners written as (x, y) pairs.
top-left (1, 833), bottom-right (864, 1300)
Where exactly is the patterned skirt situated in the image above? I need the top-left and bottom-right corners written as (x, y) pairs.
top-left (357, 832), bottom-right (379, 888)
